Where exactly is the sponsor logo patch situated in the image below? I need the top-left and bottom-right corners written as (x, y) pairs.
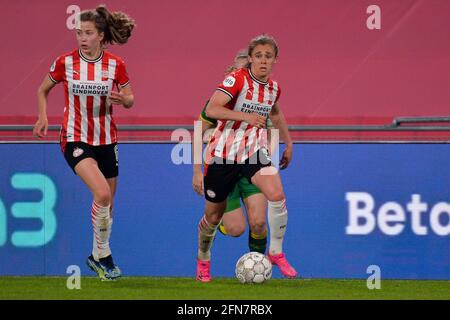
top-left (223, 76), bottom-right (236, 87)
top-left (206, 190), bottom-right (216, 198)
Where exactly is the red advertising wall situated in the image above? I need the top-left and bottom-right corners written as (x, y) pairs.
top-left (1, 0), bottom-right (449, 139)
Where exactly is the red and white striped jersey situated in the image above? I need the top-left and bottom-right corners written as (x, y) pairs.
top-left (49, 49), bottom-right (130, 149)
top-left (206, 68), bottom-right (281, 163)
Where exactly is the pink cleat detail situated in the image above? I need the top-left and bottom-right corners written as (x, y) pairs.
top-left (196, 259), bottom-right (211, 282)
top-left (268, 252), bottom-right (298, 278)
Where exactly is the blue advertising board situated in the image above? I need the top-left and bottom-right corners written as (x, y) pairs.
top-left (0, 143), bottom-right (449, 279)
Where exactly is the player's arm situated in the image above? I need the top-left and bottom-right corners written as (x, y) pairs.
top-left (192, 119), bottom-right (214, 196)
top-left (193, 119), bottom-right (214, 174)
top-left (270, 102), bottom-right (292, 147)
top-left (194, 102), bottom-right (217, 174)
top-left (33, 75), bottom-right (57, 138)
top-left (270, 102), bottom-right (293, 169)
top-left (109, 84), bottom-right (134, 109)
top-left (205, 91), bottom-right (266, 128)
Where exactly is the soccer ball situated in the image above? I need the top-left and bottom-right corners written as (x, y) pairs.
top-left (235, 252), bottom-right (272, 284)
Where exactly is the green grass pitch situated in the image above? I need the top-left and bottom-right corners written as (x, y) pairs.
top-left (0, 277), bottom-right (449, 300)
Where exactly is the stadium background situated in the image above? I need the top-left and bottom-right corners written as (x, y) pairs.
top-left (0, 0), bottom-right (449, 280)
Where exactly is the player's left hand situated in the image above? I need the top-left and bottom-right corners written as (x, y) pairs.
top-left (108, 91), bottom-right (131, 107)
top-left (192, 171), bottom-right (204, 196)
top-left (279, 145), bottom-right (293, 170)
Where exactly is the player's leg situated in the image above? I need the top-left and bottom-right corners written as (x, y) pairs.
top-left (92, 143), bottom-right (121, 279)
top-left (197, 161), bottom-right (240, 282)
top-left (95, 177), bottom-right (121, 278)
top-left (221, 208), bottom-right (246, 237)
top-left (91, 177), bottom-right (116, 261)
top-left (246, 150), bottom-right (298, 278)
top-left (64, 142), bottom-right (112, 258)
top-left (68, 142), bottom-right (120, 281)
top-left (74, 157), bottom-right (117, 280)
top-left (219, 184), bottom-right (246, 237)
top-left (242, 193), bottom-right (268, 254)
top-left (239, 177), bottom-right (268, 254)
top-left (75, 157), bottom-right (112, 206)
top-left (107, 177), bottom-right (117, 217)
top-left (197, 200), bottom-right (226, 282)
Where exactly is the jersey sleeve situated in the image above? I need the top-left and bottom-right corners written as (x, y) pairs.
top-left (275, 83), bottom-right (282, 103)
top-left (216, 71), bottom-right (244, 100)
top-left (199, 100), bottom-right (217, 126)
top-left (48, 56), bottom-right (65, 83)
top-left (115, 58), bottom-right (130, 88)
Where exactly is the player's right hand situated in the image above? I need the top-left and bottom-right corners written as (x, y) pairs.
top-left (192, 171), bottom-right (204, 196)
top-left (279, 145), bottom-right (293, 170)
top-left (33, 117), bottom-right (48, 138)
top-left (245, 112), bottom-right (266, 128)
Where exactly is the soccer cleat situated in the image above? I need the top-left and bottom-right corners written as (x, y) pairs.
top-left (99, 255), bottom-right (122, 280)
top-left (86, 254), bottom-right (122, 281)
top-left (86, 255), bottom-right (108, 281)
top-left (196, 259), bottom-right (211, 282)
top-left (267, 252), bottom-right (298, 279)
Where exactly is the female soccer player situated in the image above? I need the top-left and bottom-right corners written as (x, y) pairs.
top-left (196, 35), bottom-right (297, 282)
top-left (33, 5), bottom-right (135, 281)
top-left (193, 50), bottom-right (269, 254)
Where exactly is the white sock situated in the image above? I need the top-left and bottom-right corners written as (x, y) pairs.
top-left (92, 217), bottom-right (113, 261)
top-left (91, 201), bottom-right (112, 259)
top-left (197, 215), bottom-right (218, 261)
top-left (268, 199), bottom-right (288, 255)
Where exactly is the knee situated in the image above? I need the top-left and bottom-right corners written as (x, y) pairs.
top-left (204, 210), bottom-right (223, 226)
top-left (94, 188), bottom-right (112, 207)
top-left (267, 190), bottom-right (285, 202)
top-left (249, 219), bottom-right (266, 235)
top-left (205, 202), bottom-right (227, 225)
top-left (209, 215), bottom-right (222, 226)
top-left (226, 224), bottom-right (246, 237)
